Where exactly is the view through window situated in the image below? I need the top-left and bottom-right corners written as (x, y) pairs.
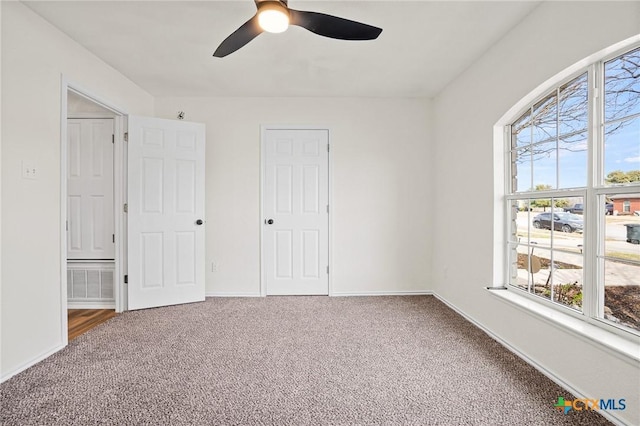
top-left (506, 46), bottom-right (640, 334)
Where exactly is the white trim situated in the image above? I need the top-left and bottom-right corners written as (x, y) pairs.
top-left (0, 343), bottom-right (65, 384)
top-left (259, 126), bottom-right (267, 297)
top-left (206, 292), bottom-right (262, 298)
top-left (67, 112), bottom-right (116, 119)
top-left (259, 125), bottom-right (332, 297)
top-left (332, 290), bottom-right (433, 297)
top-left (206, 291), bottom-right (433, 298)
top-left (59, 78), bottom-right (69, 348)
top-left (113, 115), bottom-right (127, 313)
top-left (67, 301), bottom-right (116, 309)
top-left (327, 130), bottom-right (333, 297)
top-left (434, 292), bottom-right (629, 426)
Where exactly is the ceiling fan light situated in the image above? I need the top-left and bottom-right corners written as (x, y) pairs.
top-left (258, 5), bottom-right (289, 33)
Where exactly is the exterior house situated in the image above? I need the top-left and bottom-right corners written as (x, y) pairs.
top-left (610, 193), bottom-right (640, 215)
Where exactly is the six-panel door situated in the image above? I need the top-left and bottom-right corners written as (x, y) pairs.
top-left (67, 118), bottom-right (115, 260)
top-left (263, 129), bottom-right (329, 295)
top-left (127, 116), bottom-right (206, 310)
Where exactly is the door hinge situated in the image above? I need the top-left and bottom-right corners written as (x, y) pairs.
top-left (124, 275), bottom-right (128, 284)
top-left (327, 204), bottom-right (329, 214)
top-left (124, 132), bottom-right (128, 142)
top-left (327, 144), bottom-right (330, 152)
top-left (66, 220), bottom-right (68, 231)
top-left (123, 203), bottom-right (128, 213)
top-left (112, 234), bottom-right (115, 243)
top-left (112, 134), bottom-right (115, 144)
top-left (327, 265), bottom-right (329, 274)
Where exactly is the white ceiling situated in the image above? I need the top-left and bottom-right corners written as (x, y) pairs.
top-left (23, 0), bottom-right (541, 98)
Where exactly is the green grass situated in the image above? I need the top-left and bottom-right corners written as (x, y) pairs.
top-left (605, 251), bottom-right (640, 262)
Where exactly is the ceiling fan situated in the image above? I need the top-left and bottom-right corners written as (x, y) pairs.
top-left (213, 0), bottom-right (383, 58)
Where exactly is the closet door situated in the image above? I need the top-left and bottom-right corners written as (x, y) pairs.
top-left (67, 118), bottom-right (115, 260)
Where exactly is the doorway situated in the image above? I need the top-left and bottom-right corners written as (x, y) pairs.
top-left (62, 86), bottom-right (127, 340)
top-left (261, 127), bottom-right (330, 296)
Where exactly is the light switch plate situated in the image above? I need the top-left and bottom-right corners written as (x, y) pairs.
top-left (22, 161), bottom-right (38, 179)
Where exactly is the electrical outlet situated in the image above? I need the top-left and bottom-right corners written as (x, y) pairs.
top-left (211, 262), bottom-right (218, 272)
top-left (22, 161), bottom-right (38, 180)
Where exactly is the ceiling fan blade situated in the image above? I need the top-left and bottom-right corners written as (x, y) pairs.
top-left (213, 15), bottom-right (263, 58)
top-left (288, 9), bottom-right (382, 41)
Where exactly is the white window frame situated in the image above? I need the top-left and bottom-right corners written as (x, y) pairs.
top-left (496, 38), bottom-right (640, 342)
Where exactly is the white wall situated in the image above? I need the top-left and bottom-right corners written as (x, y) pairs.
top-left (432, 2), bottom-right (640, 425)
top-left (154, 97), bottom-right (432, 296)
top-left (0, 2), bottom-right (154, 379)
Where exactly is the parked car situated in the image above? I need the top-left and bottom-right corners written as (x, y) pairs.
top-left (533, 212), bottom-right (584, 233)
top-left (564, 204), bottom-right (583, 214)
top-left (564, 203), bottom-right (613, 215)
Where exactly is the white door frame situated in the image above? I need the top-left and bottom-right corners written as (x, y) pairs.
top-left (60, 77), bottom-right (128, 345)
top-left (259, 125), bottom-right (333, 297)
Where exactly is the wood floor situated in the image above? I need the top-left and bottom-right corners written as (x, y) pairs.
top-left (68, 309), bottom-right (116, 340)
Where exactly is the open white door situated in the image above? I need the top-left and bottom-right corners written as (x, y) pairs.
top-left (127, 116), bottom-right (205, 310)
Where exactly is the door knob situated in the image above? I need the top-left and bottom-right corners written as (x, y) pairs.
top-left (265, 219), bottom-right (274, 225)
top-left (196, 219), bottom-right (204, 225)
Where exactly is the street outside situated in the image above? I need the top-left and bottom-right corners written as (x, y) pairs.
top-left (516, 210), bottom-right (640, 259)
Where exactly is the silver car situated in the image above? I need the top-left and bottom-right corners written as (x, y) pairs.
top-left (533, 212), bottom-right (584, 233)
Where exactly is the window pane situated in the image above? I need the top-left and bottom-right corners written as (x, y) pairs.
top-left (530, 201), bottom-right (554, 250)
top-left (558, 132), bottom-right (587, 189)
top-left (532, 141), bottom-right (557, 189)
top-left (551, 252), bottom-right (584, 312)
top-left (529, 246), bottom-right (552, 301)
top-left (513, 148), bottom-right (531, 192)
top-left (559, 73), bottom-right (588, 135)
top-left (512, 111), bottom-right (531, 148)
top-left (604, 203), bottom-right (640, 256)
top-left (532, 93), bottom-right (557, 143)
top-left (603, 259), bottom-right (640, 332)
top-left (530, 201), bottom-right (584, 250)
top-left (509, 242), bottom-right (530, 291)
top-left (601, 199), bottom-right (639, 331)
top-left (604, 116), bottom-right (640, 184)
top-left (604, 47), bottom-right (640, 122)
top-left (510, 199), bottom-right (531, 244)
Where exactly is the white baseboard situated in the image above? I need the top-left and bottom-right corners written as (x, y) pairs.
top-left (0, 343), bottom-right (66, 384)
top-left (432, 293), bottom-right (627, 426)
top-left (206, 291), bottom-right (433, 298)
top-left (206, 292), bottom-right (262, 298)
top-left (332, 290), bottom-right (432, 297)
top-left (67, 300), bottom-right (115, 309)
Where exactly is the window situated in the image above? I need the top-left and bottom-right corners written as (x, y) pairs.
top-left (506, 46), bottom-right (640, 335)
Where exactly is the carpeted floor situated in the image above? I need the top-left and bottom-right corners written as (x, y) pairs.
top-left (1, 296), bottom-right (611, 425)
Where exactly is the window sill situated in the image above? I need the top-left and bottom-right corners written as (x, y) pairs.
top-left (486, 287), bottom-right (640, 364)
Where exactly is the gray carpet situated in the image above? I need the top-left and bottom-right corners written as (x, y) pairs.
top-left (1, 296), bottom-right (611, 425)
